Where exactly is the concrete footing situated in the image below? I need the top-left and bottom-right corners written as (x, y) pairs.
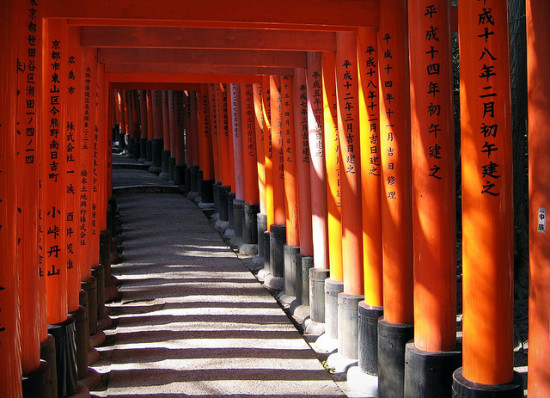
top-left (230, 199), bottom-right (244, 248)
top-left (325, 278), bottom-right (344, 341)
top-left (174, 164), bottom-right (186, 186)
top-left (257, 230), bottom-right (270, 282)
top-left (22, 360), bottom-right (52, 398)
top-left (404, 342), bottom-right (462, 398)
top-left (358, 302), bottom-right (383, 376)
top-left (337, 292), bottom-right (364, 360)
top-left (227, 192), bottom-right (236, 229)
top-left (160, 149), bottom-right (171, 180)
top-left (148, 138), bottom-right (163, 174)
top-left (189, 165), bottom-right (199, 193)
top-left (280, 244), bottom-right (300, 308)
top-left (68, 305), bottom-right (88, 380)
top-left (169, 156), bottom-right (176, 181)
top-left (452, 368), bottom-right (523, 398)
top-left (346, 366), bottom-right (379, 397)
top-left (40, 335), bottom-right (58, 398)
top-left (48, 317), bottom-right (78, 397)
top-left (199, 178), bottom-right (214, 204)
top-left (218, 186), bottom-right (230, 221)
top-left (377, 318), bottom-right (414, 398)
top-left (266, 224), bottom-right (286, 291)
top-left (81, 278), bottom-right (97, 336)
top-left (243, 203), bottom-right (259, 244)
top-left (255, 213), bottom-right (267, 264)
top-left (138, 138), bottom-right (147, 163)
top-left (92, 264), bottom-right (105, 321)
top-left (144, 139), bottom-right (153, 166)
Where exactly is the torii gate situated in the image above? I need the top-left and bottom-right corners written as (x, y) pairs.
top-left (1, 1), bottom-right (549, 397)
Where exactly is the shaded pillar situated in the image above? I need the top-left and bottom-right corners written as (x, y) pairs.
top-left (230, 84), bottom-right (245, 247)
top-left (138, 89), bottom-right (148, 163)
top-left (149, 90), bottom-right (164, 174)
top-left (253, 83), bottom-right (266, 262)
top-left (160, 90), bottom-right (171, 180)
top-left (198, 84), bottom-right (214, 203)
top-left (454, 1), bottom-right (522, 396)
top-left (145, 90), bottom-right (154, 166)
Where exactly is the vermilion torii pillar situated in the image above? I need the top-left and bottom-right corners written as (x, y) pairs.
top-left (138, 89), bottom-right (148, 163)
top-left (149, 89), bottom-right (163, 174)
top-left (0, 1), bottom-right (22, 396)
top-left (239, 84), bottom-right (260, 251)
top-left (293, 68), bottom-right (314, 314)
top-left (197, 84), bottom-right (214, 203)
top-left (321, 51), bottom-right (343, 345)
top-left (377, 1), bottom-right (414, 396)
top-left (306, 52), bottom-right (330, 332)
top-left (160, 90), bottom-right (171, 179)
top-left (528, 2), bottom-right (550, 396)
top-left (173, 91), bottom-right (186, 185)
top-left (253, 82), bottom-right (267, 262)
top-left (229, 83), bottom-right (245, 248)
top-left (404, 2), bottom-right (461, 396)
top-left (454, 1), bottom-right (522, 396)
top-left (145, 90), bottom-right (154, 166)
top-left (168, 91), bottom-right (178, 180)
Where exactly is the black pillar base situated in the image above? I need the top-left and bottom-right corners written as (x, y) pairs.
top-left (199, 178), bottom-right (214, 203)
top-left (325, 278), bottom-right (344, 340)
top-left (269, 224), bottom-right (286, 278)
top-left (219, 186), bottom-right (230, 221)
top-left (338, 293), bottom-right (364, 360)
top-left (233, 200), bottom-right (245, 239)
top-left (283, 245), bottom-right (300, 298)
top-left (169, 156), bottom-right (176, 181)
top-left (149, 138), bottom-right (163, 173)
top-left (310, 268), bottom-right (329, 323)
top-left (160, 149), bottom-right (171, 179)
top-left (404, 342), bottom-right (462, 398)
top-left (81, 277), bottom-right (97, 336)
top-left (227, 192), bottom-right (236, 228)
top-left (452, 368), bottom-right (523, 398)
top-left (190, 165), bottom-right (199, 193)
top-left (138, 137), bottom-right (147, 163)
top-left (23, 360), bottom-right (52, 398)
top-left (40, 335), bottom-right (57, 398)
top-left (213, 182), bottom-right (221, 213)
top-left (100, 230), bottom-right (112, 285)
top-left (257, 213), bottom-right (267, 259)
top-left (300, 255), bottom-right (314, 306)
top-left (377, 318), bottom-right (414, 398)
top-left (133, 140), bottom-right (140, 160)
top-left (48, 317), bottom-right (78, 397)
top-left (174, 164), bottom-right (186, 186)
top-left (358, 302), bottom-right (383, 375)
top-left (68, 305), bottom-right (88, 380)
top-left (263, 230), bottom-right (271, 271)
top-left (243, 203), bottom-right (259, 244)
top-left (92, 265), bottom-right (106, 321)
top-left (127, 137), bottom-right (135, 157)
top-left (145, 139), bottom-right (153, 166)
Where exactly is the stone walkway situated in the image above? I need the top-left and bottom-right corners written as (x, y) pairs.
top-left (90, 155), bottom-right (346, 397)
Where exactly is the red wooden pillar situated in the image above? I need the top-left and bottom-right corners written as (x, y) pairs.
top-left (230, 84), bottom-right (245, 202)
top-left (197, 84), bottom-right (214, 203)
top-left (404, 2), bottom-right (461, 395)
top-left (240, 84), bottom-right (260, 245)
top-left (455, 0), bottom-right (521, 394)
top-left (160, 91), bottom-right (171, 178)
top-left (226, 85), bottom-right (236, 196)
top-left (16, 0), bottom-right (42, 377)
top-left (168, 90), bottom-right (178, 179)
top-left (270, 76), bottom-right (286, 227)
top-left (377, 0), bottom-right (414, 395)
top-left (293, 69), bottom-right (313, 258)
top-left (145, 90), bottom-right (154, 164)
top-left (262, 76), bottom-right (274, 232)
top-left (173, 91), bottom-right (186, 185)
top-left (253, 83), bottom-right (266, 215)
top-left (208, 84), bottom-right (221, 184)
top-left (1, 0), bottom-right (23, 395)
top-left (322, 52), bottom-right (343, 284)
top-left (528, 2), bottom-right (550, 397)
top-left (150, 89), bottom-right (163, 173)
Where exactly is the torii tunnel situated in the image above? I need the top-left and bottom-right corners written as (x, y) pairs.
top-left (1, 0), bottom-right (549, 397)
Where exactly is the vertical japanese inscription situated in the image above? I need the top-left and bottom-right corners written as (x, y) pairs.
top-left (381, 32), bottom-right (397, 200)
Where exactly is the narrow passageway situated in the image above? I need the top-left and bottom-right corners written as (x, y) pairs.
top-left (90, 156), bottom-right (345, 397)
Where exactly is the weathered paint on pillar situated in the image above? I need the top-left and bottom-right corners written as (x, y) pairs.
top-left (336, 32), bottom-right (363, 295)
top-left (322, 51), bottom-right (343, 282)
top-left (66, 26), bottom-right (82, 313)
top-left (281, 75), bottom-right (299, 246)
top-left (459, 0), bottom-right (514, 385)
top-left (306, 52), bottom-right (329, 269)
top-left (1, 0), bottom-right (23, 394)
top-left (198, 84), bottom-right (213, 180)
top-left (261, 76), bottom-right (275, 230)
top-left (379, 0), bottom-right (414, 325)
top-left (230, 84), bottom-right (245, 201)
top-left (409, 0), bottom-right (456, 352)
top-left (357, 27), bottom-right (383, 307)
top-left (208, 84), bottom-right (221, 182)
top-left (527, 2), bottom-right (550, 396)
top-left (16, 0), bottom-right (42, 374)
top-left (253, 83), bottom-right (266, 214)
top-left (293, 69), bottom-right (313, 257)
top-left (270, 75), bottom-right (286, 227)
top-left (43, 17), bottom-right (68, 325)
top-left (240, 84), bottom-right (260, 206)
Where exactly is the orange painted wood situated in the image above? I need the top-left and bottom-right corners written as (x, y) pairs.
top-left (174, 91), bottom-right (186, 165)
top-left (97, 63), bottom-right (109, 232)
top-left (198, 84), bottom-right (214, 180)
top-left (0, 0), bottom-right (23, 394)
top-left (43, 18), bottom-right (69, 325)
top-left (240, 84), bottom-right (260, 205)
top-left (230, 84), bottom-right (245, 200)
top-left (43, 0), bottom-right (379, 29)
top-left (98, 48), bottom-right (307, 69)
top-left (306, 52), bottom-right (328, 269)
top-left (379, 0), bottom-right (414, 325)
top-left (122, 90), bottom-right (129, 140)
top-left (528, 2), bottom-right (550, 396)
top-left (408, 1), bottom-right (456, 353)
top-left (106, 72), bottom-right (261, 85)
top-left (357, 27), bottom-right (383, 307)
top-left (219, 84), bottom-right (233, 188)
top-left (16, 0), bottom-right (42, 374)
top-left (114, 89), bottom-right (122, 131)
top-left (293, 69), bottom-right (313, 257)
top-left (253, 83), bottom-right (266, 213)
top-left (281, 75), bottom-right (299, 246)
top-left (146, 90), bottom-right (154, 140)
top-left (162, 91), bottom-right (171, 150)
top-left (167, 91), bottom-right (177, 162)
top-left (270, 75), bottom-right (286, 226)
top-left (459, 0), bottom-right (514, 385)
top-left (261, 76), bottom-right (275, 230)
top-left (335, 32), bottom-right (363, 296)
top-left (151, 90), bottom-right (163, 139)
top-left (322, 51), bottom-right (343, 282)
top-left (66, 26), bottom-right (82, 313)
top-left (208, 84), bottom-right (221, 182)
top-left (186, 91), bottom-right (198, 166)
top-left (227, 86), bottom-right (236, 192)
top-left (81, 26), bottom-right (336, 52)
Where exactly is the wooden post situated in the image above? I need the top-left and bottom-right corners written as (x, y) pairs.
top-left (230, 84), bottom-right (245, 201)
top-left (270, 76), bottom-right (286, 227)
top-left (262, 76), bottom-right (274, 231)
top-left (527, 2), bottom-right (550, 397)
top-left (1, 0), bottom-right (23, 395)
top-left (454, 0), bottom-right (522, 395)
top-left (240, 84), bottom-right (259, 207)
